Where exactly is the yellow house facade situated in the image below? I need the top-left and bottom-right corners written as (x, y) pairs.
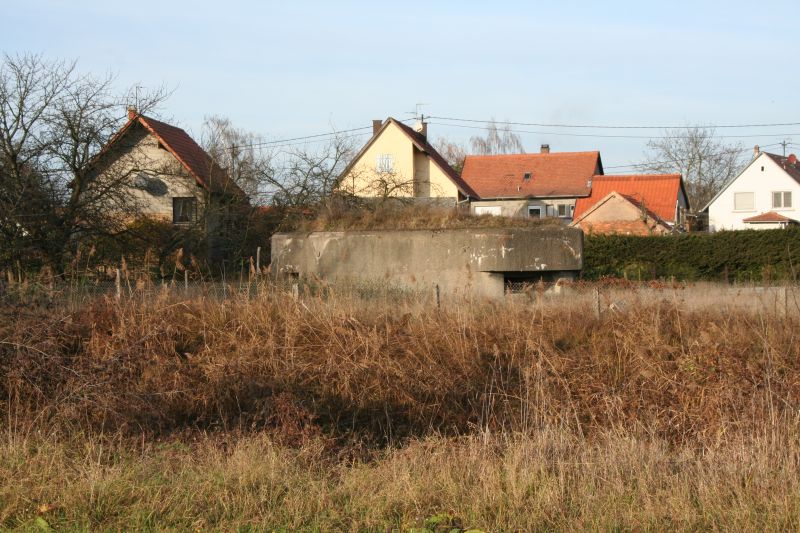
top-left (337, 118), bottom-right (475, 202)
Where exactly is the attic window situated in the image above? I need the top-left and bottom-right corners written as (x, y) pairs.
top-left (523, 172), bottom-right (532, 181)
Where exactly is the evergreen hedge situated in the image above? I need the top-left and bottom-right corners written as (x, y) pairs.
top-left (582, 228), bottom-right (800, 282)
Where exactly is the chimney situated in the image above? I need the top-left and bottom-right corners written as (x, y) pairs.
top-left (540, 144), bottom-right (550, 154)
top-left (413, 120), bottom-right (427, 138)
top-left (372, 119), bottom-right (383, 136)
top-left (127, 106), bottom-right (137, 120)
top-left (754, 145), bottom-right (760, 158)
top-left (789, 154), bottom-right (798, 166)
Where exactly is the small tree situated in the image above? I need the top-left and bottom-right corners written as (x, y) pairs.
top-left (0, 53), bottom-right (169, 271)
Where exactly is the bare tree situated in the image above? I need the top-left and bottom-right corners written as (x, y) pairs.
top-left (202, 115), bottom-right (262, 198)
top-left (432, 138), bottom-right (467, 173)
top-left (469, 119), bottom-right (526, 155)
top-left (433, 119), bottom-right (526, 173)
top-left (638, 126), bottom-right (744, 210)
top-left (0, 53), bottom-right (169, 269)
top-left (259, 135), bottom-right (357, 209)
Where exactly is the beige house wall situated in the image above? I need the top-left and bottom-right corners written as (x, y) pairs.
top-left (339, 122), bottom-right (458, 199)
top-left (470, 198), bottom-right (579, 220)
top-left (87, 125), bottom-right (206, 222)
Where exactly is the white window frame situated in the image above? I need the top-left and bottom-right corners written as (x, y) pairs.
top-left (376, 153), bottom-right (394, 173)
top-left (528, 206), bottom-right (541, 218)
top-left (772, 191), bottom-right (792, 209)
top-left (733, 192), bottom-right (755, 212)
top-left (557, 204), bottom-right (568, 218)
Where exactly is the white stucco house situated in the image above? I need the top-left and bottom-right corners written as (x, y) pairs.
top-left (703, 148), bottom-right (800, 231)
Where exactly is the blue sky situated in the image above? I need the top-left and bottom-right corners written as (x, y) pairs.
top-left (4, 0), bottom-right (799, 168)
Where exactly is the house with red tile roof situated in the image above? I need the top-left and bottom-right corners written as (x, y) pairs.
top-left (84, 108), bottom-right (246, 228)
top-left (570, 174), bottom-right (688, 234)
top-left (337, 118), bottom-right (474, 203)
top-left (704, 147), bottom-right (800, 231)
top-left (571, 191), bottom-right (674, 236)
top-left (459, 146), bottom-right (602, 220)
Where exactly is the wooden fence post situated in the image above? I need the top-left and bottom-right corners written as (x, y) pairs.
top-left (115, 268), bottom-right (121, 301)
top-left (184, 270), bottom-right (189, 294)
top-left (292, 283), bottom-right (299, 300)
top-left (593, 288), bottom-right (601, 319)
top-left (256, 247), bottom-right (261, 278)
top-left (436, 284), bottom-right (441, 309)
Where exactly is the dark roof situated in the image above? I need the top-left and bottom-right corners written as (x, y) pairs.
top-left (460, 152), bottom-right (602, 199)
top-left (390, 120), bottom-right (477, 198)
top-left (573, 174), bottom-right (685, 222)
top-left (94, 114), bottom-right (245, 199)
top-left (742, 211), bottom-right (799, 223)
top-left (764, 152), bottom-right (800, 185)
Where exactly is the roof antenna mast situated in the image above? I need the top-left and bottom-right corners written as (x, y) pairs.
top-left (405, 103), bottom-right (430, 122)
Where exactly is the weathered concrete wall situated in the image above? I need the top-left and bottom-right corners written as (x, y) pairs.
top-left (271, 226), bottom-right (583, 300)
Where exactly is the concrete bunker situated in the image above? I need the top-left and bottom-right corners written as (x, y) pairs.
top-left (270, 226), bottom-right (583, 300)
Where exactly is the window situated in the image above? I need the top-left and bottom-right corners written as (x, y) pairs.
top-left (557, 204), bottom-right (568, 217)
top-left (734, 192), bottom-right (755, 211)
top-left (528, 206), bottom-right (541, 218)
top-left (376, 154), bottom-right (394, 172)
top-left (475, 206), bottom-right (501, 216)
top-left (545, 205), bottom-right (557, 217)
top-left (173, 197), bottom-right (197, 224)
top-left (523, 172), bottom-right (532, 181)
top-left (570, 205), bottom-right (575, 217)
top-left (772, 191), bottom-right (792, 209)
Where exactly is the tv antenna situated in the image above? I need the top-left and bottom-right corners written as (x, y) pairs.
top-left (405, 103), bottom-right (430, 122)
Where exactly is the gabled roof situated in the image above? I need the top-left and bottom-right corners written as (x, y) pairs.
top-left (459, 151), bottom-right (603, 199)
top-left (337, 117), bottom-right (476, 198)
top-left (742, 211), bottom-right (799, 224)
top-left (572, 190), bottom-right (667, 225)
top-left (93, 113), bottom-right (245, 198)
top-left (573, 174), bottom-right (685, 222)
top-left (763, 152), bottom-right (800, 185)
top-left (701, 151), bottom-right (800, 213)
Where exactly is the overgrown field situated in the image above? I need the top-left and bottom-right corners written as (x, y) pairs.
top-left (2, 287), bottom-right (800, 531)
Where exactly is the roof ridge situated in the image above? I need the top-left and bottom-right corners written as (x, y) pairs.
top-left (465, 151), bottom-right (600, 158)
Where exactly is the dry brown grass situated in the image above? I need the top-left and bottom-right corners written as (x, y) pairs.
top-left (294, 203), bottom-right (560, 232)
top-left (2, 287), bottom-right (800, 530)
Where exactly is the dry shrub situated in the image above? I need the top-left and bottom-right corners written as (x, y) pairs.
top-left (1, 289), bottom-right (798, 447)
top-left (294, 202), bottom-right (561, 232)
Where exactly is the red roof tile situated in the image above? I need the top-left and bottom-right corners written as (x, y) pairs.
top-left (573, 174), bottom-right (683, 223)
top-left (742, 211), bottom-right (799, 223)
top-left (459, 152), bottom-right (602, 199)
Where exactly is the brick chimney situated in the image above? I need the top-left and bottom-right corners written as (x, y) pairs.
top-left (789, 154), bottom-right (798, 166)
top-left (127, 106), bottom-right (137, 120)
top-left (754, 145), bottom-right (760, 158)
top-left (372, 119), bottom-right (383, 136)
top-left (540, 144), bottom-right (550, 154)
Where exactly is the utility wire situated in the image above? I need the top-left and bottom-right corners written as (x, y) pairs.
top-left (427, 115), bottom-right (800, 130)
top-left (427, 121), bottom-right (800, 140)
top-left (225, 117), bottom-right (418, 151)
top-left (603, 143), bottom-right (780, 171)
